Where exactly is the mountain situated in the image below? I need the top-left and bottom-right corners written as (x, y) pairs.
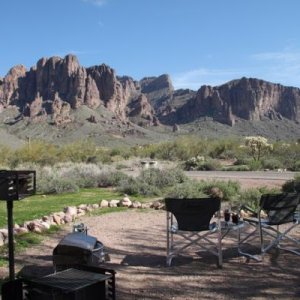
top-left (173, 77), bottom-right (300, 126)
top-left (0, 54), bottom-right (300, 147)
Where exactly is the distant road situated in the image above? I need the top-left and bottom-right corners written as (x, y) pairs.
top-left (185, 171), bottom-right (297, 189)
top-left (185, 171), bottom-right (296, 181)
top-left (124, 168), bottom-right (297, 189)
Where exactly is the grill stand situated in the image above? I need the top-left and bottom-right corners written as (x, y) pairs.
top-left (7, 200), bottom-right (15, 280)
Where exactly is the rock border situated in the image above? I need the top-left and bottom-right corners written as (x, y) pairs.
top-left (0, 197), bottom-right (165, 246)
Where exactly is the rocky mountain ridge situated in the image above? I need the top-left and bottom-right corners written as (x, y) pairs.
top-left (0, 54), bottom-right (300, 134)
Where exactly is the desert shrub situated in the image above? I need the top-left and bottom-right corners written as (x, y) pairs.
top-left (165, 180), bottom-right (204, 198)
top-left (140, 168), bottom-right (187, 188)
top-left (208, 139), bottom-right (240, 159)
top-left (110, 155), bottom-right (125, 163)
top-left (57, 163), bottom-right (103, 188)
top-left (117, 177), bottom-right (161, 196)
top-left (184, 156), bottom-right (205, 170)
top-left (198, 180), bottom-right (241, 202)
top-left (196, 159), bottom-right (222, 171)
top-left (248, 159), bottom-right (263, 170)
top-left (262, 158), bottom-right (283, 170)
top-left (222, 165), bottom-right (250, 171)
top-left (272, 142), bottom-right (300, 171)
top-left (35, 162), bottom-right (115, 193)
top-left (117, 167), bottom-right (187, 196)
top-left (238, 188), bottom-right (262, 211)
top-left (13, 141), bottom-right (59, 166)
top-left (292, 160), bottom-right (300, 171)
top-left (282, 174), bottom-right (300, 193)
top-left (51, 178), bottom-right (80, 194)
top-left (238, 186), bottom-right (280, 210)
top-left (234, 157), bottom-right (252, 166)
top-left (98, 171), bottom-right (130, 187)
top-left (38, 173), bottom-right (79, 194)
top-left (184, 157), bottom-right (222, 171)
top-left (0, 145), bottom-right (14, 166)
top-left (115, 163), bottom-right (128, 170)
top-left (58, 140), bottom-right (98, 163)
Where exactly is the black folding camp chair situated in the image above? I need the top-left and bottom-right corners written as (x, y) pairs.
top-left (165, 197), bottom-right (222, 267)
top-left (238, 192), bottom-right (300, 261)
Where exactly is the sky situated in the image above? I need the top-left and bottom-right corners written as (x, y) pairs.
top-left (1, 0), bottom-right (300, 90)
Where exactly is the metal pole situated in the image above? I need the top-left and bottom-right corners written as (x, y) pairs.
top-left (7, 200), bottom-right (15, 280)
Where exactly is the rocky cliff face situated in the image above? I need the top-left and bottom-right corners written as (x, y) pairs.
top-left (175, 77), bottom-right (300, 125)
top-left (0, 54), bottom-right (169, 126)
top-left (1, 55), bottom-right (300, 129)
top-left (0, 55), bottom-right (142, 124)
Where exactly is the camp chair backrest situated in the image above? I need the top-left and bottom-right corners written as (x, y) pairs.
top-left (165, 198), bottom-right (220, 231)
top-left (260, 193), bottom-right (300, 225)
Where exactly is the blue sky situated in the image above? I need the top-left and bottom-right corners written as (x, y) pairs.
top-left (1, 0), bottom-right (300, 90)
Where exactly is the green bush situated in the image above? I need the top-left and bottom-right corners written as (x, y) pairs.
top-left (199, 180), bottom-right (241, 201)
top-left (234, 157), bottom-right (252, 166)
top-left (98, 171), bottom-right (130, 187)
top-left (184, 156), bottom-right (205, 170)
top-left (282, 174), bottom-right (300, 192)
top-left (197, 159), bottom-right (222, 171)
top-left (165, 180), bottom-right (204, 198)
top-left (222, 165), bottom-right (250, 171)
top-left (140, 168), bottom-right (187, 189)
top-left (117, 167), bottom-right (187, 196)
top-left (293, 161), bottom-right (300, 171)
top-left (262, 158), bottom-right (283, 170)
top-left (38, 177), bottom-right (79, 194)
top-left (239, 186), bottom-right (281, 211)
top-left (248, 159), bottom-right (263, 170)
top-left (117, 177), bottom-right (161, 196)
top-left (238, 188), bottom-right (262, 211)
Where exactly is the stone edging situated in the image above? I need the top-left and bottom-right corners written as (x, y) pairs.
top-left (0, 196), bottom-right (165, 246)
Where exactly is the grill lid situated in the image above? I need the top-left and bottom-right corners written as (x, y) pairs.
top-left (55, 233), bottom-right (98, 254)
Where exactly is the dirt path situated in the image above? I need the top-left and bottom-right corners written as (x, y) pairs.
top-left (7, 209), bottom-right (300, 299)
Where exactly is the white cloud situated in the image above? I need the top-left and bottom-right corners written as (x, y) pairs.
top-left (81, 0), bottom-right (106, 7)
top-left (172, 68), bottom-right (241, 90)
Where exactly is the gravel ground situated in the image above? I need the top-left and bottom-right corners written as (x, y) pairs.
top-left (4, 209), bottom-right (300, 300)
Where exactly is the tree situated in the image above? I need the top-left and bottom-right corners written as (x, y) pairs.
top-left (244, 136), bottom-right (273, 161)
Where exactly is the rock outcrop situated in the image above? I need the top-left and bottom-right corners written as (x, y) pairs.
top-left (0, 55), bottom-right (141, 124)
top-left (140, 74), bottom-right (174, 111)
top-left (128, 94), bottom-right (159, 126)
top-left (1, 55), bottom-right (300, 129)
top-left (175, 77), bottom-right (300, 125)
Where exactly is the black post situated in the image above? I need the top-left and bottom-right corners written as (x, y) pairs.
top-left (6, 200), bottom-right (15, 280)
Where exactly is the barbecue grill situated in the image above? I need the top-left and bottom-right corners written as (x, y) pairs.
top-left (0, 170), bottom-right (36, 280)
top-left (53, 232), bottom-right (109, 272)
top-left (2, 266), bottom-right (116, 300)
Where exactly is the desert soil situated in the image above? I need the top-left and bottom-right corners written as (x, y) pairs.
top-left (2, 208), bottom-right (300, 300)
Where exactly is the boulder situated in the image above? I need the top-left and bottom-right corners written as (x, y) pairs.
top-left (0, 232), bottom-right (5, 246)
top-left (109, 200), bottom-right (120, 207)
top-left (63, 214), bottom-right (73, 223)
top-left (150, 201), bottom-right (164, 210)
top-left (100, 200), bottom-right (109, 208)
top-left (120, 197), bottom-right (132, 207)
top-left (0, 229), bottom-right (8, 239)
top-left (77, 209), bottom-right (86, 217)
top-left (52, 214), bottom-right (62, 225)
top-left (131, 201), bottom-right (142, 209)
top-left (78, 204), bottom-right (88, 211)
top-left (14, 227), bottom-right (29, 235)
top-left (92, 203), bottom-right (99, 209)
top-left (64, 206), bottom-right (77, 217)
